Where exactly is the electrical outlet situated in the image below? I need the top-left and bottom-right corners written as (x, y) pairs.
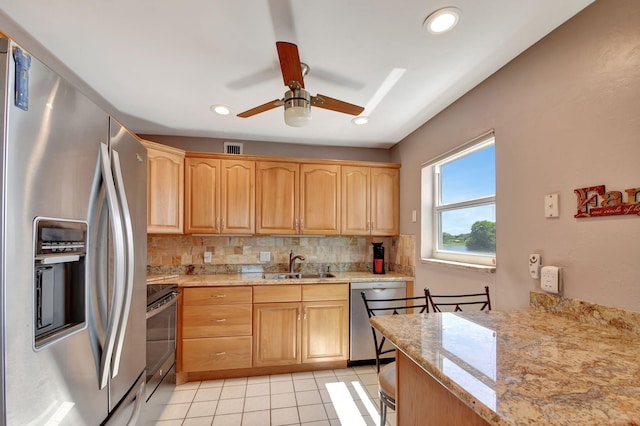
top-left (204, 251), bottom-right (212, 263)
top-left (541, 266), bottom-right (561, 294)
top-left (529, 254), bottom-right (541, 279)
top-left (259, 251), bottom-right (271, 262)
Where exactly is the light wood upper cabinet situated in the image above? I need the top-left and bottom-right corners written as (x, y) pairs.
top-left (185, 157), bottom-right (220, 233)
top-left (341, 166), bottom-right (399, 236)
top-left (221, 159), bottom-right (256, 234)
top-left (185, 156), bottom-right (255, 234)
top-left (341, 166), bottom-right (370, 235)
top-left (142, 141), bottom-right (185, 234)
top-left (255, 161), bottom-right (299, 234)
top-left (300, 164), bottom-right (341, 235)
top-left (256, 161), bottom-right (341, 235)
top-left (370, 167), bottom-right (400, 236)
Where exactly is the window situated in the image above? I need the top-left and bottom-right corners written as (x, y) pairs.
top-left (421, 133), bottom-right (496, 267)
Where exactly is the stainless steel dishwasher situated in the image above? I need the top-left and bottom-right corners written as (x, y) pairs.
top-left (349, 281), bottom-right (407, 363)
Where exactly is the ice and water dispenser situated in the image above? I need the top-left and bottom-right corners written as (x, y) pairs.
top-left (33, 218), bottom-right (87, 349)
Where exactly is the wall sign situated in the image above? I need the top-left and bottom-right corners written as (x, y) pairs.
top-left (574, 185), bottom-right (640, 218)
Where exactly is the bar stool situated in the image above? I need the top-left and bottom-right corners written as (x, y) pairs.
top-left (361, 290), bottom-right (429, 426)
top-left (425, 286), bottom-right (492, 312)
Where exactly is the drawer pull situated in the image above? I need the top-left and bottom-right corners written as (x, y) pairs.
top-left (210, 351), bottom-right (227, 357)
top-left (212, 318), bottom-right (227, 323)
top-left (212, 294), bottom-right (227, 298)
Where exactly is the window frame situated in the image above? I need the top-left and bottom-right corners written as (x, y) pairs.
top-left (422, 133), bottom-right (496, 267)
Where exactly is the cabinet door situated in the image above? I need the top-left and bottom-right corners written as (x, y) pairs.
top-left (300, 164), bottom-right (340, 235)
top-left (253, 302), bottom-right (301, 367)
top-left (144, 142), bottom-right (184, 234)
top-left (256, 161), bottom-right (299, 234)
top-left (221, 159), bottom-right (255, 234)
top-left (371, 167), bottom-right (399, 236)
top-left (185, 158), bottom-right (220, 233)
top-left (302, 300), bottom-right (349, 363)
top-left (341, 166), bottom-right (370, 235)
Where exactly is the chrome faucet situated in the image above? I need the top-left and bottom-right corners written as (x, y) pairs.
top-left (289, 250), bottom-right (305, 273)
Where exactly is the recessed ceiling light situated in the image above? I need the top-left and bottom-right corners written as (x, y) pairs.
top-left (423, 7), bottom-right (461, 34)
top-left (210, 104), bottom-right (231, 116)
top-left (351, 116), bottom-right (369, 126)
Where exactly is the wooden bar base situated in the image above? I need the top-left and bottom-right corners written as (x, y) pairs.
top-left (397, 351), bottom-right (489, 426)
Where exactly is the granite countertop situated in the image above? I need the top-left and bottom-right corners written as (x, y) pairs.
top-left (370, 309), bottom-right (640, 426)
top-left (146, 271), bottom-right (413, 286)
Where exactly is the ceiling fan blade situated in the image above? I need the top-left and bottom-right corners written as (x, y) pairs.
top-left (312, 94), bottom-right (364, 116)
top-left (269, 0), bottom-right (297, 43)
top-left (237, 99), bottom-right (282, 118)
top-left (276, 41), bottom-right (304, 89)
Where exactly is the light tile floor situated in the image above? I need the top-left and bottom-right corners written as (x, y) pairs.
top-left (154, 365), bottom-right (396, 426)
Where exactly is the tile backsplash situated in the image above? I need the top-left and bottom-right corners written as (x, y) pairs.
top-left (147, 234), bottom-right (415, 275)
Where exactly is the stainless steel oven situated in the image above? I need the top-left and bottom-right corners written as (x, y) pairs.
top-left (144, 283), bottom-right (178, 422)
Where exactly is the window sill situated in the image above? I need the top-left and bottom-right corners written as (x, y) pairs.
top-left (420, 258), bottom-right (496, 273)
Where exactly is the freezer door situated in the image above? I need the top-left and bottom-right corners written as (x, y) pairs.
top-left (104, 372), bottom-right (145, 426)
top-left (1, 40), bottom-right (110, 424)
top-left (107, 119), bottom-right (147, 411)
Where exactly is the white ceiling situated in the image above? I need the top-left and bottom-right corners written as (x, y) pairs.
top-left (0, 0), bottom-right (594, 149)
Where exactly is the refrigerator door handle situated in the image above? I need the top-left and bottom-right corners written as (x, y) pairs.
top-left (98, 142), bottom-right (127, 390)
top-left (110, 148), bottom-right (135, 377)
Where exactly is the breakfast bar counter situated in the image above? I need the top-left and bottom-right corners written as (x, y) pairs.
top-left (370, 294), bottom-right (640, 425)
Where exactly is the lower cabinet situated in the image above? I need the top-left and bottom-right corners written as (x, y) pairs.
top-left (182, 336), bottom-right (252, 371)
top-left (253, 302), bottom-right (301, 367)
top-left (181, 286), bottom-right (252, 373)
top-left (253, 283), bottom-right (349, 368)
top-left (301, 300), bottom-right (349, 363)
top-left (179, 283), bottom-right (349, 376)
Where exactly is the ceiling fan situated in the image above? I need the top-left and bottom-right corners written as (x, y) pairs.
top-left (237, 42), bottom-right (364, 127)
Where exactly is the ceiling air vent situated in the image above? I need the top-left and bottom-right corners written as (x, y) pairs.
top-left (224, 142), bottom-right (243, 155)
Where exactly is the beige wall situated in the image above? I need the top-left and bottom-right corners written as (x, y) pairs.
top-left (391, 0), bottom-right (640, 310)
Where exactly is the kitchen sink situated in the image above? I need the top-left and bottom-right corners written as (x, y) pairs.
top-left (262, 272), bottom-right (336, 279)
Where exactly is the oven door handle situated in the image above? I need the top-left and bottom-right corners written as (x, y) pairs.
top-left (146, 294), bottom-right (178, 320)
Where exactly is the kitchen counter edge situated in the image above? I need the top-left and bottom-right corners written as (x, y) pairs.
top-left (146, 272), bottom-right (414, 286)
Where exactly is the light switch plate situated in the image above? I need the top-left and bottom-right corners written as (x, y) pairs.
top-left (259, 251), bottom-right (271, 262)
top-left (204, 251), bottom-right (212, 263)
top-left (545, 193), bottom-right (559, 218)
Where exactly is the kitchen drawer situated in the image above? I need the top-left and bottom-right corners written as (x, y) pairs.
top-left (182, 304), bottom-right (252, 338)
top-left (253, 285), bottom-right (301, 303)
top-left (303, 283), bottom-right (349, 301)
top-left (182, 336), bottom-right (252, 372)
top-left (183, 286), bottom-right (252, 305)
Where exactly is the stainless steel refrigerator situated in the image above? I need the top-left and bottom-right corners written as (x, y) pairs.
top-left (0, 38), bottom-right (147, 425)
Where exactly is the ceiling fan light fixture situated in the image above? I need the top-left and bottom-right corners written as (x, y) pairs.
top-left (284, 88), bottom-right (312, 127)
top-left (210, 104), bottom-right (231, 115)
top-left (423, 7), bottom-right (461, 34)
